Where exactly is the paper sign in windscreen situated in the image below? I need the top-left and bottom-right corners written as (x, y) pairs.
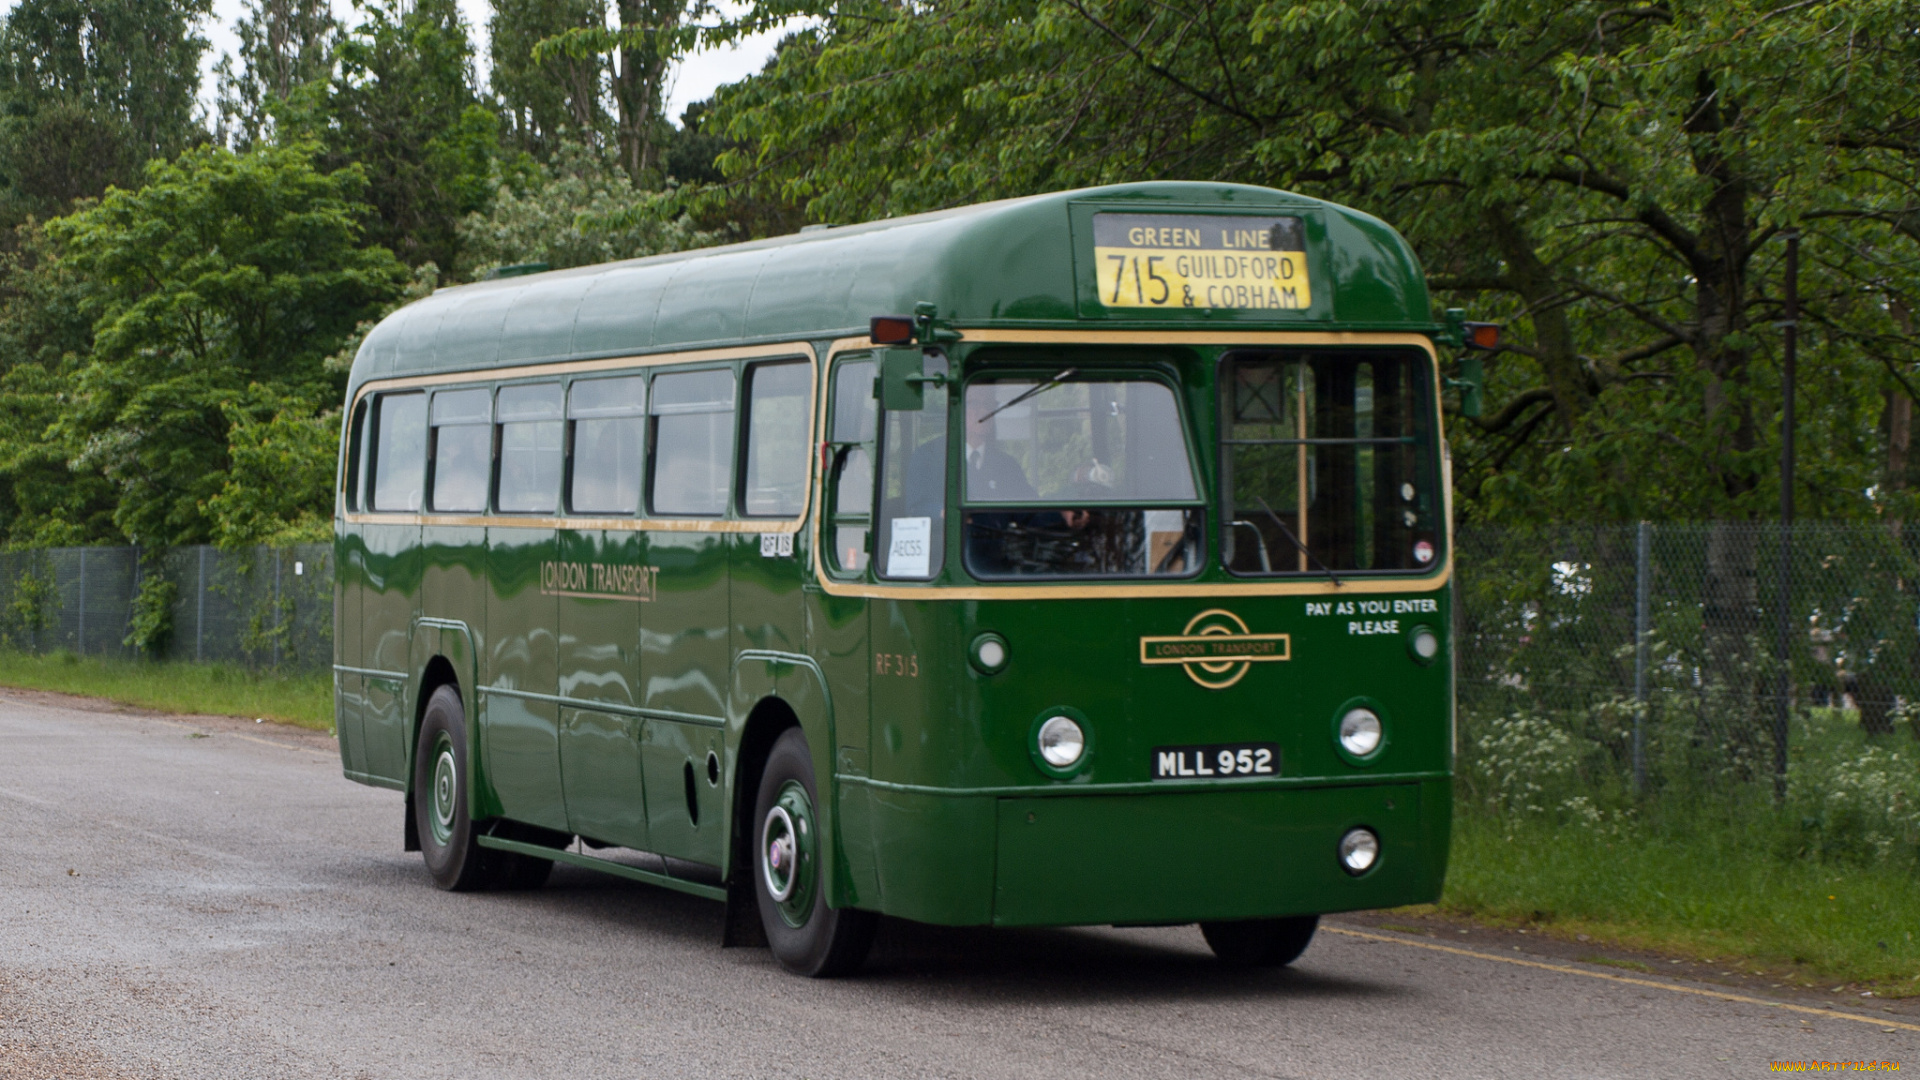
top-left (886, 517), bottom-right (932, 578)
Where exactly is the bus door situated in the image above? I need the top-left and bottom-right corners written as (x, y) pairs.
top-left (556, 375), bottom-right (649, 850)
top-left (360, 390), bottom-right (426, 784)
top-left (337, 397), bottom-right (370, 776)
top-left (638, 367), bottom-right (736, 867)
top-left (482, 382), bottom-right (568, 833)
top-left (731, 358), bottom-right (814, 693)
top-left (811, 353), bottom-right (878, 895)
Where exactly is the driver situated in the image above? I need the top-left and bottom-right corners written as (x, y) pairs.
top-left (963, 391), bottom-right (1037, 500)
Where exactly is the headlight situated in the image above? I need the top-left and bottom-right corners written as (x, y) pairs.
top-left (1408, 625), bottom-right (1440, 664)
top-left (1339, 827), bottom-right (1380, 875)
top-left (1036, 715), bottom-right (1085, 768)
top-left (1339, 708), bottom-right (1383, 757)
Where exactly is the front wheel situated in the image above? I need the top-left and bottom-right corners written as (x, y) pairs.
top-left (413, 686), bottom-right (493, 891)
top-left (1200, 916), bottom-right (1319, 967)
top-left (753, 728), bottom-right (876, 977)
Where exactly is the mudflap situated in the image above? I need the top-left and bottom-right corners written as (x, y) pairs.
top-left (721, 870), bottom-right (768, 947)
top-left (404, 792), bottom-right (421, 852)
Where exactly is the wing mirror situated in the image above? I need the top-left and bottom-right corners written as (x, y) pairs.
top-left (878, 348), bottom-right (948, 412)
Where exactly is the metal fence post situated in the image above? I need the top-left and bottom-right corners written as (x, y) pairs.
top-left (195, 545), bottom-right (207, 664)
top-left (273, 548), bottom-right (283, 668)
top-left (1632, 521), bottom-right (1651, 795)
top-left (75, 547), bottom-right (86, 655)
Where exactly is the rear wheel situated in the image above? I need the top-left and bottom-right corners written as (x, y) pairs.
top-left (1200, 916), bottom-right (1319, 967)
top-left (413, 686), bottom-right (493, 891)
top-left (753, 727), bottom-right (876, 977)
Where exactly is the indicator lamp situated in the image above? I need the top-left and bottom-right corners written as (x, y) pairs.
top-left (969, 632), bottom-right (1009, 675)
top-left (1408, 625), bottom-right (1440, 665)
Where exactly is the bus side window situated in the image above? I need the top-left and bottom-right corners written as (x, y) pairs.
top-left (826, 357), bottom-right (876, 574)
top-left (429, 387), bottom-right (492, 513)
top-left (370, 392), bottom-right (427, 512)
top-left (343, 398), bottom-right (368, 511)
top-left (741, 361), bottom-right (812, 517)
top-left (648, 368), bottom-right (736, 516)
top-left (875, 351), bottom-right (948, 580)
top-left (497, 382), bottom-right (564, 513)
top-left (567, 374), bottom-right (646, 514)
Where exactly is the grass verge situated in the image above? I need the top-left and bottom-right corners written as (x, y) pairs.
top-left (1438, 810), bottom-right (1920, 994)
top-left (0, 649), bottom-right (332, 730)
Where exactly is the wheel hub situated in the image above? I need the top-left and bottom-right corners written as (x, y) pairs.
top-left (430, 736), bottom-right (458, 845)
top-left (760, 781), bottom-right (816, 927)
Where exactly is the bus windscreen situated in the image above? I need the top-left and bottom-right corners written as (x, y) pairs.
top-left (960, 376), bottom-right (1202, 579)
top-left (1220, 350), bottom-right (1439, 575)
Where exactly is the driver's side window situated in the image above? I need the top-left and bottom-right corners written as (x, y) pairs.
top-left (826, 356), bottom-right (876, 575)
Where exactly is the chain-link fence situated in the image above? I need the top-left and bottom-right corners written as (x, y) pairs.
top-left (0, 544), bottom-right (333, 669)
top-left (1456, 523), bottom-right (1920, 843)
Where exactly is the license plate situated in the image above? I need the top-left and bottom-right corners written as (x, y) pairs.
top-left (1152, 743), bottom-right (1279, 780)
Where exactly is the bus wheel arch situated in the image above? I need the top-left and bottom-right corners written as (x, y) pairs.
top-left (403, 654), bottom-right (463, 853)
top-left (748, 725), bottom-right (877, 976)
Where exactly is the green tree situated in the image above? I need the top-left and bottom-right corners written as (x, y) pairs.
top-left (534, 0), bottom-right (709, 180)
top-left (706, 0), bottom-right (1920, 526)
top-left (0, 0), bottom-right (212, 219)
top-left (46, 142), bottom-right (409, 545)
top-left (214, 0), bottom-right (339, 151)
top-left (489, 0), bottom-right (611, 159)
top-left (456, 139), bottom-right (715, 277)
top-left (0, 222), bottom-right (114, 546)
top-left (285, 0), bottom-right (498, 269)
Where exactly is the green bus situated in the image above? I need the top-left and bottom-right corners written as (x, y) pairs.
top-left (334, 181), bottom-right (1466, 976)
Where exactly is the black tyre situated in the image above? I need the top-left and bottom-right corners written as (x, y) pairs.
top-left (412, 686), bottom-right (494, 891)
top-left (753, 727), bottom-right (877, 977)
top-left (1200, 916), bottom-right (1319, 968)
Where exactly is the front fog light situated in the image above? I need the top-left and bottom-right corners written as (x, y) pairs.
top-left (1036, 715), bottom-right (1085, 768)
top-left (1339, 828), bottom-right (1380, 875)
top-left (1339, 708), bottom-right (1383, 758)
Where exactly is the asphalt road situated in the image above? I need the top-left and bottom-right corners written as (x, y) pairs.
top-left (1, 691), bottom-right (1914, 1079)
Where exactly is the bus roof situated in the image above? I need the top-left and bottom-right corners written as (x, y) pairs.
top-left (347, 181), bottom-right (1434, 389)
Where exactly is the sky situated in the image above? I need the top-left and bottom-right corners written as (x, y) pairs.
top-left (0, 0), bottom-right (790, 129)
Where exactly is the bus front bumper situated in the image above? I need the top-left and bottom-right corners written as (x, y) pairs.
top-left (845, 776), bottom-right (1450, 928)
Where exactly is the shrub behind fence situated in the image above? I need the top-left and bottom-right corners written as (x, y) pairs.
top-left (1456, 522), bottom-right (1920, 847)
top-left (0, 544), bottom-right (333, 669)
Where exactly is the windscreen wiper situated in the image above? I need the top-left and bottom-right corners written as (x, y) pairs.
top-left (977, 368), bottom-right (1075, 425)
top-left (1254, 495), bottom-right (1341, 587)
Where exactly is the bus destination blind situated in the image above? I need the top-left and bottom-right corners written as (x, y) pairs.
top-left (1092, 213), bottom-right (1311, 311)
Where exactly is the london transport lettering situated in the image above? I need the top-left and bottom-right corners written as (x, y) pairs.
top-left (1092, 213), bottom-right (1313, 310)
top-left (539, 560), bottom-right (659, 602)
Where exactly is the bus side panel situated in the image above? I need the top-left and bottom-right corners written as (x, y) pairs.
top-left (804, 588), bottom-right (874, 907)
top-left (557, 526), bottom-right (648, 850)
top-left (420, 522), bottom-right (485, 731)
top-left (484, 524), bottom-right (568, 832)
top-left (868, 597), bottom-right (996, 923)
top-left (334, 528), bottom-right (366, 777)
top-left (640, 530), bottom-right (730, 866)
top-left (361, 520), bottom-right (420, 784)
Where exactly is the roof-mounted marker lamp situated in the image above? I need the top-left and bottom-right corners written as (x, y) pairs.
top-left (1442, 308), bottom-right (1500, 419)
